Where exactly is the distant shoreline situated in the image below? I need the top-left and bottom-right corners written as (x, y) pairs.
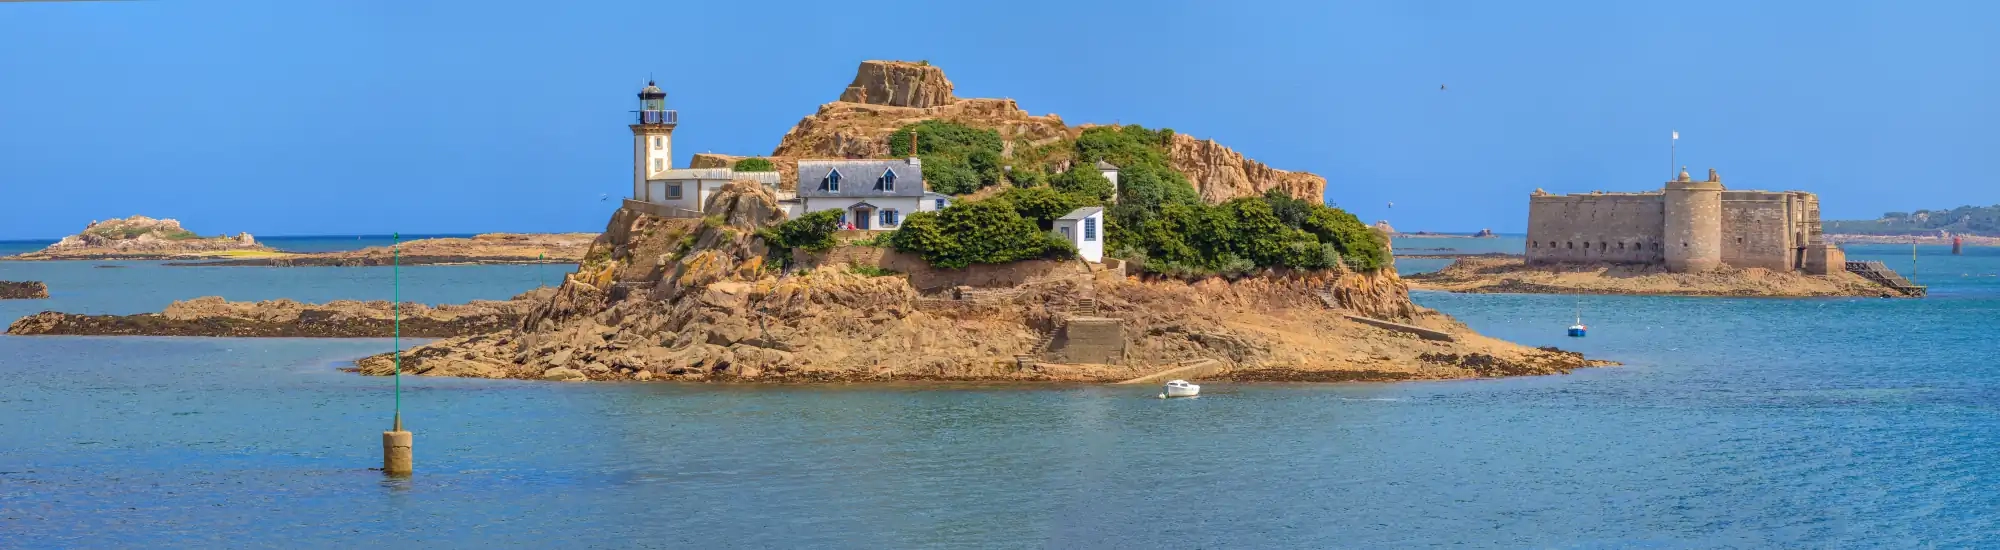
top-left (1825, 233), bottom-right (2000, 246)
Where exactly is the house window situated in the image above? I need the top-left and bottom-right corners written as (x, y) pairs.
top-left (880, 209), bottom-right (899, 226)
top-left (822, 169), bottom-right (842, 192)
top-left (935, 198), bottom-right (947, 210)
top-left (653, 158), bottom-right (663, 172)
top-left (877, 169), bottom-right (896, 191)
top-left (1084, 218), bottom-right (1097, 241)
top-left (666, 183), bottom-right (682, 199)
top-left (1567, 242), bottom-right (1573, 249)
top-left (653, 137), bottom-right (662, 150)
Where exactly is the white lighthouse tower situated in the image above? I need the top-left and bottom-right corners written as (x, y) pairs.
top-left (631, 80), bottom-right (677, 200)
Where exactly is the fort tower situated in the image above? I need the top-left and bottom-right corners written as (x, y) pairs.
top-left (1663, 167), bottom-right (1724, 273)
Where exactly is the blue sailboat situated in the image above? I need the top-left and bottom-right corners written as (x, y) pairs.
top-left (1567, 297), bottom-right (1587, 337)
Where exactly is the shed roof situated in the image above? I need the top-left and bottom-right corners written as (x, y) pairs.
top-left (1094, 160), bottom-right (1120, 171)
top-left (1058, 206), bottom-right (1104, 220)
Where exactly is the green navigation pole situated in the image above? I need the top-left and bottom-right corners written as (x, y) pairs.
top-left (383, 232), bottom-right (413, 475)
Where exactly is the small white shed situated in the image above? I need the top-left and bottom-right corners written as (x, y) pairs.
top-left (1052, 206), bottom-right (1105, 263)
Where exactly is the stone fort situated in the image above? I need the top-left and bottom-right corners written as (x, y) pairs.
top-left (1526, 168), bottom-right (1844, 274)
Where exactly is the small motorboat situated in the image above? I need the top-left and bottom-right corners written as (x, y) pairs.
top-left (1162, 379), bottom-right (1200, 398)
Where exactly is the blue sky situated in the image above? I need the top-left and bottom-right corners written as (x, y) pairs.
top-left (1, 0), bottom-right (1994, 239)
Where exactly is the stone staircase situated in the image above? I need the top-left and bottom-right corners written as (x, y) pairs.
top-left (1845, 261), bottom-right (1928, 297)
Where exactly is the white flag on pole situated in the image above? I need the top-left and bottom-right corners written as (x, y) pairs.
top-left (1672, 130), bottom-right (1679, 140)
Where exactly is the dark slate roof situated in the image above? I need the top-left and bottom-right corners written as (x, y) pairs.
top-left (1095, 160), bottom-right (1120, 171)
top-left (1057, 206), bottom-right (1104, 220)
top-left (797, 160), bottom-right (925, 198)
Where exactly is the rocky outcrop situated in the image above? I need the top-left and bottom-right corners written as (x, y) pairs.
top-left (1165, 133), bottom-right (1327, 204)
top-left (346, 181), bottom-right (1603, 383)
top-left (1473, 228), bottom-right (1497, 238)
top-left (16, 215), bottom-right (270, 260)
top-left (6, 289), bottom-right (553, 337)
top-left (837, 60), bottom-right (956, 108)
top-left (1407, 257), bottom-right (1889, 297)
top-left (0, 281), bottom-right (48, 299)
top-left (770, 61), bottom-right (1323, 203)
top-left (163, 233), bottom-right (596, 267)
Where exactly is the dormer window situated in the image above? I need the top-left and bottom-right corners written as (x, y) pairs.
top-left (821, 169), bottom-right (842, 192)
top-left (876, 169), bottom-right (896, 191)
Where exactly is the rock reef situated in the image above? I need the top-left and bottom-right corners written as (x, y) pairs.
top-left (6, 289), bottom-right (552, 337)
top-left (0, 281), bottom-right (49, 299)
top-left (14, 215), bottom-right (269, 260)
top-left (348, 181), bottom-right (1605, 383)
top-left (1407, 257), bottom-right (1892, 297)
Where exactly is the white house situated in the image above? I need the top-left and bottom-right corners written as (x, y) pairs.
top-left (1052, 206), bottom-right (1105, 263)
top-left (638, 168), bottom-right (781, 213)
top-left (1095, 160), bottom-right (1121, 200)
top-left (796, 158), bottom-right (945, 230)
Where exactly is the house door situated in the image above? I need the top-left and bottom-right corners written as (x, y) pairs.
top-left (853, 207), bottom-right (872, 230)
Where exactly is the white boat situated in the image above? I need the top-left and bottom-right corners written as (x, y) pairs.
top-left (1163, 379), bottom-right (1200, 398)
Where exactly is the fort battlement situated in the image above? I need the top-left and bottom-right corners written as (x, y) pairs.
top-left (1526, 168), bottom-right (1841, 274)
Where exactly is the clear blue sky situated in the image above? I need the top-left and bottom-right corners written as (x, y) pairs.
top-left (2, 0), bottom-right (1994, 239)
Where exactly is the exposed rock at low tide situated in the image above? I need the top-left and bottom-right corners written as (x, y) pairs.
top-left (5, 288), bottom-right (554, 337)
top-left (163, 233), bottom-right (597, 267)
top-left (1407, 257), bottom-right (1891, 297)
top-left (0, 281), bottom-right (49, 299)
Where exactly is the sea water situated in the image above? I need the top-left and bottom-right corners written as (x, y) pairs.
top-left (2, 245), bottom-right (1998, 548)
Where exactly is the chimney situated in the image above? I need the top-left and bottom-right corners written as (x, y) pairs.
top-left (907, 131), bottom-right (919, 166)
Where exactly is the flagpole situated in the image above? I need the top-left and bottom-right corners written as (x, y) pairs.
top-left (1670, 130), bottom-right (1678, 179)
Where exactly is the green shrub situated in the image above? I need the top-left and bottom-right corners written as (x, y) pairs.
top-left (847, 263), bottom-right (900, 277)
top-left (993, 186), bottom-right (1098, 230)
top-left (889, 121), bottom-right (1006, 194)
top-left (1052, 164), bottom-right (1116, 201)
top-left (758, 209), bottom-right (842, 262)
top-left (732, 158), bottom-right (777, 172)
top-left (889, 200), bottom-right (1065, 268)
top-left (1007, 166), bottom-right (1050, 188)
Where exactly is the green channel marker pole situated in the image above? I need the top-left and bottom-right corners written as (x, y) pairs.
top-left (383, 232), bottom-right (413, 475)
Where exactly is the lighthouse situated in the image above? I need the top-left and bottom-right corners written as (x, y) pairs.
top-left (631, 81), bottom-right (677, 201)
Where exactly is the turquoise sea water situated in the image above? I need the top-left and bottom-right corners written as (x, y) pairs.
top-left (3, 244), bottom-right (1999, 547)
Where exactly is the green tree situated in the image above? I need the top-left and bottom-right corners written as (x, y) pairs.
top-left (1052, 164), bottom-right (1116, 201)
top-left (760, 209), bottom-right (842, 254)
top-left (995, 186), bottom-right (1098, 230)
top-left (732, 157), bottom-right (777, 172)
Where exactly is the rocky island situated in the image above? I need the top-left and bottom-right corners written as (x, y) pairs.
top-left (8, 288), bottom-right (552, 337)
top-left (11, 215), bottom-right (272, 260)
top-left (367, 60), bottom-right (1608, 383)
top-left (0, 281), bottom-right (50, 299)
top-left (167, 232), bottom-right (597, 267)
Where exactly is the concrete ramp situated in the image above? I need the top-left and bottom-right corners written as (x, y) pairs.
top-left (1341, 314), bottom-right (1456, 342)
top-left (1116, 359), bottom-right (1227, 385)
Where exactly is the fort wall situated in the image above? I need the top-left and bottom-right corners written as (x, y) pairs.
top-left (1525, 193), bottom-right (1664, 264)
top-left (1720, 191), bottom-right (1797, 271)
